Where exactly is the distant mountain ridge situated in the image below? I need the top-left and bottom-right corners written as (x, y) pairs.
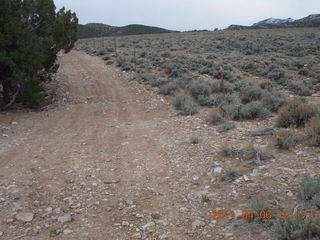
top-left (252, 17), bottom-right (294, 26)
top-left (78, 23), bottom-right (175, 38)
top-left (228, 14), bottom-right (320, 30)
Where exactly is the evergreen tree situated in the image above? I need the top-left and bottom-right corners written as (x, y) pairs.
top-left (0, 0), bottom-right (78, 107)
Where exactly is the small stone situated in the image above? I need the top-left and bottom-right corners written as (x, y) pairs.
top-left (287, 191), bottom-right (294, 197)
top-left (15, 212), bottom-right (34, 222)
top-left (142, 222), bottom-right (155, 232)
top-left (213, 167), bottom-right (222, 174)
top-left (94, 201), bottom-right (100, 206)
top-left (45, 207), bottom-right (52, 214)
top-left (54, 208), bottom-right (61, 214)
top-left (250, 169), bottom-right (259, 177)
top-left (281, 168), bottom-right (297, 177)
top-left (57, 213), bottom-right (72, 224)
top-left (92, 182), bottom-right (98, 187)
top-left (0, 231), bottom-right (3, 236)
top-left (6, 218), bottom-right (14, 223)
top-left (122, 221), bottom-right (130, 226)
top-left (159, 234), bottom-right (169, 239)
top-left (125, 200), bottom-right (133, 205)
top-left (63, 229), bottom-right (73, 235)
top-left (225, 233), bottom-right (233, 237)
top-left (135, 214), bottom-right (144, 219)
top-left (132, 233), bottom-right (141, 239)
top-left (191, 220), bottom-right (205, 230)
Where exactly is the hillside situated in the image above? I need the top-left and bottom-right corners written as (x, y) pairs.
top-left (228, 14), bottom-right (320, 30)
top-left (78, 23), bottom-right (174, 38)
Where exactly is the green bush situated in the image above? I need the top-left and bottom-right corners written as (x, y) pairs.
top-left (262, 91), bottom-right (288, 112)
top-left (260, 80), bottom-right (275, 91)
top-left (299, 174), bottom-right (320, 201)
top-left (189, 80), bottom-right (212, 99)
top-left (273, 217), bottom-right (320, 240)
top-left (224, 101), bottom-right (271, 120)
top-left (120, 62), bottom-right (133, 71)
top-left (195, 95), bottom-right (216, 106)
top-left (240, 86), bottom-right (263, 104)
top-left (276, 98), bottom-right (319, 128)
top-left (211, 80), bottom-right (235, 93)
top-left (19, 80), bottom-right (45, 108)
top-left (240, 101), bottom-right (272, 120)
top-left (289, 83), bottom-right (313, 96)
top-left (174, 94), bottom-right (199, 115)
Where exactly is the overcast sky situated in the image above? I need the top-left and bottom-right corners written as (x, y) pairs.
top-left (53, 0), bottom-right (320, 31)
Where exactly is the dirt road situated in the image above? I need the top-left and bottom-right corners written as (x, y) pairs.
top-left (0, 51), bottom-right (192, 239)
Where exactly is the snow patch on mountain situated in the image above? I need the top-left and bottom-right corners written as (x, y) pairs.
top-left (253, 17), bottom-right (294, 26)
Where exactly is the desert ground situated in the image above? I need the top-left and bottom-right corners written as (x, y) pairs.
top-left (0, 28), bottom-right (320, 240)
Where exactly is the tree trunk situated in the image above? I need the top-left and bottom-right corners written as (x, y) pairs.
top-left (2, 80), bottom-right (11, 104)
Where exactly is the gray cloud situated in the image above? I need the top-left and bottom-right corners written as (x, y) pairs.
top-left (54, 0), bottom-right (320, 31)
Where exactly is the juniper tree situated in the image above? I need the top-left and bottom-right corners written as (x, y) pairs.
top-left (0, 0), bottom-right (78, 107)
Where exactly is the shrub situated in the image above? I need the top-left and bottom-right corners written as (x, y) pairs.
top-left (174, 94), bottom-right (199, 115)
top-left (274, 129), bottom-right (298, 149)
top-left (196, 95), bottom-right (217, 106)
top-left (289, 83), bottom-right (313, 96)
top-left (217, 121), bottom-right (236, 133)
top-left (219, 140), bottom-right (232, 157)
top-left (211, 80), bottom-right (235, 93)
top-left (240, 86), bottom-right (263, 104)
top-left (276, 98), bottom-right (319, 128)
top-left (299, 174), bottom-right (320, 201)
top-left (201, 195), bottom-right (210, 203)
top-left (273, 216), bottom-right (320, 240)
top-left (305, 117), bottom-right (320, 146)
top-left (116, 57), bottom-right (126, 67)
top-left (150, 78), bottom-right (168, 87)
top-left (223, 101), bottom-right (271, 120)
top-left (120, 62), bottom-right (133, 71)
top-left (240, 101), bottom-right (272, 120)
top-left (189, 80), bottom-right (212, 99)
top-left (190, 135), bottom-right (200, 144)
top-left (19, 80), bottom-right (45, 108)
top-left (262, 91), bottom-right (288, 112)
top-left (243, 146), bottom-right (274, 161)
top-left (209, 109), bottom-right (225, 125)
top-left (250, 199), bottom-right (272, 223)
top-left (267, 66), bottom-right (288, 86)
top-left (221, 168), bottom-right (242, 182)
top-left (97, 50), bottom-right (105, 56)
top-left (260, 80), bottom-right (275, 91)
top-left (159, 85), bottom-right (177, 96)
top-left (105, 60), bottom-right (114, 65)
top-left (107, 48), bottom-right (115, 52)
